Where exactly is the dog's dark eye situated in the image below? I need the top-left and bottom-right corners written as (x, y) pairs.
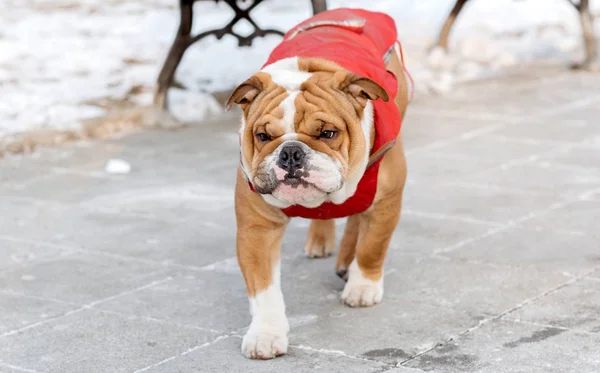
top-left (255, 133), bottom-right (271, 142)
top-left (319, 130), bottom-right (338, 140)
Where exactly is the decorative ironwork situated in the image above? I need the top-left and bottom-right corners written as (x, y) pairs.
top-left (153, 0), bottom-right (328, 111)
top-left (190, 0), bottom-right (283, 47)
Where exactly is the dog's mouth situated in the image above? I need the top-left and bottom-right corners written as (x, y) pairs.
top-left (280, 170), bottom-right (312, 189)
top-left (253, 167), bottom-right (342, 201)
top-left (254, 173), bottom-right (329, 195)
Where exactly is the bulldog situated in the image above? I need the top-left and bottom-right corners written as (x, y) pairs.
top-left (226, 8), bottom-right (411, 359)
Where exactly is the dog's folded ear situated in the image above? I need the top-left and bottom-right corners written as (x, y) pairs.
top-left (225, 73), bottom-right (270, 111)
top-left (335, 71), bottom-right (389, 104)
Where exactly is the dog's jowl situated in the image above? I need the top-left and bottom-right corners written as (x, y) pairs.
top-left (226, 8), bottom-right (411, 360)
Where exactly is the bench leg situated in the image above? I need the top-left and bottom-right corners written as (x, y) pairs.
top-left (571, 0), bottom-right (599, 71)
top-left (311, 0), bottom-right (327, 14)
top-left (153, 0), bottom-right (194, 110)
top-left (434, 0), bottom-right (471, 51)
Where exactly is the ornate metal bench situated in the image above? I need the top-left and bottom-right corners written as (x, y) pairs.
top-left (153, 0), bottom-right (327, 112)
top-left (434, 0), bottom-right (598, 70)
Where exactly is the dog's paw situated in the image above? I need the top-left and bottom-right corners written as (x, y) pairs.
top-left (241, 321), bottom-right (289, 359)
top-left (305, 220), bottom-right (336, 258)
top-left (341, 281), bottom-right (383, 307)
top-left (305, 237), bottom-right (335, 258)
top-left (341, 261), bottom-right (384, 307)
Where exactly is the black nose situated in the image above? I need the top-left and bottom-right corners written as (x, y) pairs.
top-left (278, 143), bottom-right (305, 174)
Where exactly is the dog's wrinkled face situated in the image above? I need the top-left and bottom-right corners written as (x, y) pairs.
top-left (227, 57), bottom-right (389, 208)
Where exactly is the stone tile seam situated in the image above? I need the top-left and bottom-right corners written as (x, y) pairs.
top-left (432, 180), bottom-right (561, 197)
top-left (0, 289), bottom-right (80, 307)
top-left (535, 93), bottom-right (600, 118)
top-left (407, 84), bottom-right (599, 124)
top-left (406, 108), bottom-right (524, 122)
top-left (130, 331), bottom-right (243, 373)
top-left (395, 264), bottom-right (600, 368)
top-left (501, 317), bottom-right (599, 336)
top-left (406, 123), bottom-right (507, 156)
top-left (0, 288), bottom-right (224, 335)
top-left (0, 234), bottom-right (212, 273)
top-left (490, 133), bottom-right (595, 148)
top-left (0, 277), bottom-right (173, 339)
top-left (433, 186), bottom-right (600, 255)
top-left (92, 308), bottom-right (224, 335)
top-left (293, 344), bottom-right (389, 367)
top-left (427, 253), bottom-right (577, 275)
top-left (401, 209), bottom-right (503, 227)
top-left (0, 193), bottom-right (232, 228)
top-left (404, 210), bottom-right (588, 237)
top-left (0, 361), bottom-right (43, 373)
top-left (471, 143), bottom-right (577, 177)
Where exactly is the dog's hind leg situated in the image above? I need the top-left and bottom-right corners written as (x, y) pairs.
top-left (305, 219), bottom-right (336, 258)
top-left (335, 214), bottom-right (365, 281)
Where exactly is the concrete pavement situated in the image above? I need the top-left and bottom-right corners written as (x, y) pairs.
top-left (1, 67), bottom-right (600, 372)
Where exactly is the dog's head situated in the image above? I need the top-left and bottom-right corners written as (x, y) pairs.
top-left (227, 57), bottom-right (389, 208)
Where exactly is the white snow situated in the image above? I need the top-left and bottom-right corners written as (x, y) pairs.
top-left (104, 158), bottom-right (132, 174)
top-left (1, 0), bottom-right (598, 139)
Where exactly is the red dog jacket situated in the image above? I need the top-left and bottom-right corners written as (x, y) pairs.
top-left (256, 8), bottom-right (405, 219)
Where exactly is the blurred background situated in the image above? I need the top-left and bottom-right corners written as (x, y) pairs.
top-left (1, 0), bottom-right (599, 147)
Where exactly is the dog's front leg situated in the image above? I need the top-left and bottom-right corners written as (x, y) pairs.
top-left (236, 179), bottom-right (290, 359)
top-left (341, 139), bottom-right (406, 308)
top-left (340, 193), bottom-right (402, 307)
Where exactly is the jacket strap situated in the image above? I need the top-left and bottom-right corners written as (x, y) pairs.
top-left (367, 139), bottom-right (396, 168)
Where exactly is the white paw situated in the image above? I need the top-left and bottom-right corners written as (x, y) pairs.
top-left (341, 281), bottom-right (383, 307)
top-left (241, 321), bottom-right (289, 360)
top-left (341, 260), bottom-right (384, 307)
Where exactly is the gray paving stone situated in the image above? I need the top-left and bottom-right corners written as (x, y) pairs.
top-left (542, 93), bottom-right (600, 123)
top-left (3, 171), bottom-right (236, 221)
top-left (0, 308), bottom-right (217, 373)
top-left (419, 134), bottom-right (558, 165)
top-left (404, 319), bottom-right (600, 373)
top-left (385, 368), bottom-right (429, 373)
top-left (0, 251), bottom-right (167, 304)
top-left (401, 114), bottom-right (502, 151)
top-left (419, 74), bottom-right (599, 118)
top-left (402, 181), bottom-right (559, 223)
top-left (289, 298), bottom-right (480, 365)
top-left (405, 152), bottom-right (499, 184)
top-left (467, 161), bottom-right (600, 198)
top-left (538, 146), bottom-right (600, 171)
top-left (445, 226), bottom-right (599, 274)
top-left (2, 67), bottom-right (600, 371)
top-left (371, 213), bottom-right (494, 257)
top-left (0, 139), bottom-right (166, 190)
top-left (0, 292), bottom-right (74, 335)
top-left (96, 271), bottom-right (250, 333)
top-left (0, 237), bottom-right (71, 269)
top-left (518, 199), bottom-right (600, 237)
top-left (139, 336), bottom-right (387, 373)
top-left (383, 256), bottom-right (570, 316)
top-left (493, 118), bottom-right (600, 143)
top-left (0, 363), bottom-right (33, 373)
top-left (505, 277), bottom-right (600, 334)
top-left (0, 197), bottom-right (236, 268)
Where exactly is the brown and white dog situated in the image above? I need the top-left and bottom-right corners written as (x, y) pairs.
top-left (226, 8), bottom-right (411, 359)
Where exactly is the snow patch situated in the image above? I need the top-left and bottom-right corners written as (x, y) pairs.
top-left (105, 159), bottom-right (132, 174)
top-left (1, 0), bottom-right (599, 139)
